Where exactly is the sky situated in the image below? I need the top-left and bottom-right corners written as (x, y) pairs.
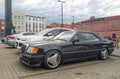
top-left (0, 0), bottom-right (120, 26)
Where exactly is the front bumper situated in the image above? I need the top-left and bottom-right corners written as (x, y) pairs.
top-left (20, 53), bottom-right (44, 67)
top-left (6, 40), bottom-right (15, 47)
top-left (15, 42), bottom-right (23, 49)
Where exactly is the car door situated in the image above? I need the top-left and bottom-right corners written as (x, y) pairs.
top-left (62, 32), bottom-right (91, 61)
top-left (80, 33), bottom-right (101, 57)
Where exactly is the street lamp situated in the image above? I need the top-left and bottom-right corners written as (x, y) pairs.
top-left (72, 16), bottom-right (74, 23)
top-left (72, 16), bottom-right (76, 29)
top-left (58, 0), bottom-right (65, 28)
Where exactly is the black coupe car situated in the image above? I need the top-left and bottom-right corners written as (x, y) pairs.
top-left (20, 31), bottom-right (115, 69)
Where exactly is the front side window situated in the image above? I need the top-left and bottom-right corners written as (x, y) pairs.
top-left (36, 29), bottom-right (53, 36)
top-left (75, 32), bottom-right (100, 42)
top-left (47, 29), bottom-right (60, 37)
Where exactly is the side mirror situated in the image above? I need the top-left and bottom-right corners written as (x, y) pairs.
top-left (44, 33), bottom-right (52, 37)
top-left (72, 39), bottom-right (79, 44)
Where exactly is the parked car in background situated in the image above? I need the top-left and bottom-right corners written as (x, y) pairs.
top-left (15, 28), bottom-right (72, 49)
top-left (6, 32), bottom-right (35, 47)
top-left (1, 36), bottom-right (7, 43)
top-left (20, 30), bottom-right (115, 69)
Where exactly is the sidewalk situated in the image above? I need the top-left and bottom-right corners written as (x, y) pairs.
top-left (112, 48), bottom-right (120, 57)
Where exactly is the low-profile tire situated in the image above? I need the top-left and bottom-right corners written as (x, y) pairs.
top-left (43, 50), bottom-right (61, 69)
top-left (99, 48), bottom-right (108, 60)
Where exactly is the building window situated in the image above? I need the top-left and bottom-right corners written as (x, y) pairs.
top-left (42, 19), bottom-right (44, 22)
top-left (39, 23), bottom-right (41, 26)
top-left (33, 23), bottom-right (35, 26)
top-left (29, 23), bottom-right (31, 32)
top-left (36, 23), bottom-right (37, 26)
top-left (112, 23), bottom-right (117, 28)
top-left (36, 24), bottom-right (38, 30)
top-left (26, 17), bottom-right (28, 20)
top-left (18, 16), bottom-right (20, 19)
top-left (21, 16), bottom-right (24, 20)
top-left (14, 21), bottom-right (16, 24)
top-left (21, 22), bottom-right (24, 25)
top-left (18, 26), bottom-right (20, 29)
top-left (14, 15), bottom-right (17, 19)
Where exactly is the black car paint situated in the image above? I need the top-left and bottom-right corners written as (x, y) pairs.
top-left (20, 31), bottom-right (115, 67)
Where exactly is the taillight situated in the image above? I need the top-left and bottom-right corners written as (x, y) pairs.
top-left (8, 35), bottom-right (15, 39)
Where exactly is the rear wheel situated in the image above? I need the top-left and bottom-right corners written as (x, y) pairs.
top-left (99, 48), bottom-right (108, 60)
top-left (43, 50), bottom-right (61, 69)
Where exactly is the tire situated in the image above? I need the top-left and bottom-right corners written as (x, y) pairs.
top-left (99, 48), bottom-right (108, 60)
top-left (43, 50), bottom-right (61, 69)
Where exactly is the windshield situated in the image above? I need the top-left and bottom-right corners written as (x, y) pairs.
top-left (35, 29), bottom-right (52, 36)
top-left (53, 31), bottom-right (75, 41)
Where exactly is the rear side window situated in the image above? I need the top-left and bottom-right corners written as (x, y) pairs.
top-left (23, 33), bottom-right (35, 36)
top-left (75, 32), bottom-right (100, 42)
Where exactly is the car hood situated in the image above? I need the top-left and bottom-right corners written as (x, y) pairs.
top-left (18, 35), bottom-right (44, 42)
top-left (26, 40), bottom-right (67, 47)
top-left (19, 35), bottom-right (42, 39)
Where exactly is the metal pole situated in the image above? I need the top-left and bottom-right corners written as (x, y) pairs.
top-left (72, 16), bottom-right (75, 29)
top-left (58, 0), bottom-right (65, 28)
top-left (61, 2), bottom-right (63, 28)
top-left (72, 16), bottom-right (74, 23)
top-left (5, 0), bottom-right (12, 36)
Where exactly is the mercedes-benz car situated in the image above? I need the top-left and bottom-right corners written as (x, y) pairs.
top-left (5, 32), bottom-right (35, 47)
top-left (15, 28), bottom-right (72, 49)
top-left (20, 31), bottom-right (115, 69)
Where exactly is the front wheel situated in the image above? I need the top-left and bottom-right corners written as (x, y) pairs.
top-left (43, 50), bottom-right (61, 69)
top-left (99, 48), bottom-right (108, 60)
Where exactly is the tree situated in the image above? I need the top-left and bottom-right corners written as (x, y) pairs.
top-left (11, 23), bottom-right (16, 34)
top-left (46, 25), bottom-right (51, 29)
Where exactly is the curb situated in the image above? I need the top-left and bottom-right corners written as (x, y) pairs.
top-left (111, 54), bottom-right (120, 58)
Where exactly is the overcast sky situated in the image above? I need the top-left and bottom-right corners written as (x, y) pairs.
top-left (0, 0), bottom-right (120, 25)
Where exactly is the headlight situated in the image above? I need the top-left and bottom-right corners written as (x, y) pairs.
top-left (27, 47), bottom-right (39, 55)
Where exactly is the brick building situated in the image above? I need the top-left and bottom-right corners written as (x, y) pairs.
top-left (50, 15), bottom-right (120, 40)
top-left (75, 15), bottom-right (120, 40)
top-left (50, 23), bottom-right (72, 29)
top-left (0, 19), bottom-right (4, 36)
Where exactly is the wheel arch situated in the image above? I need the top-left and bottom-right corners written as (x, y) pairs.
top-left (102, 45), bottom-right (110, 55)
top-left (45, 49), bottom-right (63, 63)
